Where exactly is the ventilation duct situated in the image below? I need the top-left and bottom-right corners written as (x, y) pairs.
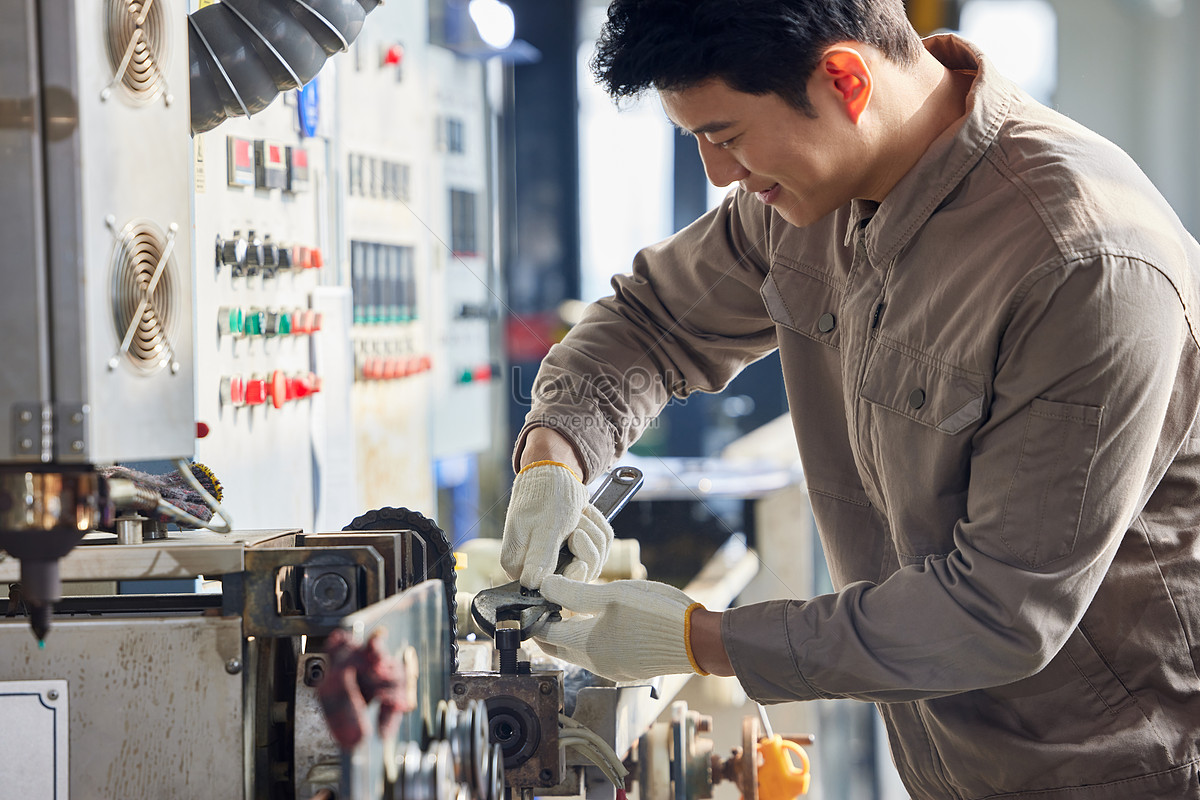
top-left (188, 0), bottom-right (381, 135)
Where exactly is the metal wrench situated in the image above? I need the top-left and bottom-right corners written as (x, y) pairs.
top-left (470, 466), bottom-right (644, 640)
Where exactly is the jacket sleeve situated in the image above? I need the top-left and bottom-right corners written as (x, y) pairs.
top-left (514, 189), bottom-right (779, 483)
top-left (724, 255), bottom-right (1196, 703)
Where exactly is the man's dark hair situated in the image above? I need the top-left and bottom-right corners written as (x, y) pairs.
top-left (591, 0), bottom-right (923, 116)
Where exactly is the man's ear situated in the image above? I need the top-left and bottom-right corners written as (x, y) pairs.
top-left (821, 47), bottom-right (873, 124)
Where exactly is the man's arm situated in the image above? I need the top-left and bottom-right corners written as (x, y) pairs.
top-left (513, 191), bottom-right (777, 484)
top-left (725, 258), bottom-right (1196, 703)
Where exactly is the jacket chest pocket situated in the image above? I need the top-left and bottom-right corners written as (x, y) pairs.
top-left (860, 341), bottom-right (985, 434)
top-left (760, 259), bottom-right (844, 350)
top-left (859, 341), bottom-right (987, 559)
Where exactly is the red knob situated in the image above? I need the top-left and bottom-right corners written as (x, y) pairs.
top-left (267, 370), bottom-right (288, 409)
top-left (221, 375), bottom-right (246, 407)
top-left (244, 377), bottom-right (267, 406)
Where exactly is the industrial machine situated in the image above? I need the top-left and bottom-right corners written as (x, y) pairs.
top-left (0, 1), bottom-right (815, 798)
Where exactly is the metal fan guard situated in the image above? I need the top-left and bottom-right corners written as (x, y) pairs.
top-left (104, 0), bottom-right (171, 103)
top-left (109, 219), bottom-right (180, 374)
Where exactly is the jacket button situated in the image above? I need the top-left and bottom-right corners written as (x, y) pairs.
top-left (908, 388), bottom-right (926, 409)
top-left (818, 313), bottom-right (836, 333)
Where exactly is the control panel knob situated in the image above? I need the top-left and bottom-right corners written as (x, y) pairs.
top-left (244, 376), bottom-right (267, 406)
top-left (221, 231), bottom-right (248, 275)
top-left (220, 375), bottom-right (246, 407)
top-left (218, 306), bottom-right (245, 338)
top-left (267, 370), bottom-right (289, 409)
top-left (245, 231), bottom-right (265, 276)
top-left (262, 237), bottom-right (279, 276)
top-left (245, 308), bottom-right (266, 337)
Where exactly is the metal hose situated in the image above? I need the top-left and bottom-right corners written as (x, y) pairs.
top-left (188, 0), bottom-right (381, 135)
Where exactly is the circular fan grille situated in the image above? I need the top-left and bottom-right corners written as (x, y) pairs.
top-left (104, 0), bottom-right (171, 103)
top-left (110, 220), bottom-right (180, 374)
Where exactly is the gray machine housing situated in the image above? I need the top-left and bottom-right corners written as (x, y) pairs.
top-left (0, 0), bottom-right (195, 465)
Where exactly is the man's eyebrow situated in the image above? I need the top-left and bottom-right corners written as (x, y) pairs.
top-left (671, 120), bottom-right (736, 136)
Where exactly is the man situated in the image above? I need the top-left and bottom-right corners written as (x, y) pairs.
top-left (500, 1), bottom-right (1200, 797)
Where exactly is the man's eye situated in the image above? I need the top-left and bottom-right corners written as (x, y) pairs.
top-left (714, 137), bottom-right (735, 150)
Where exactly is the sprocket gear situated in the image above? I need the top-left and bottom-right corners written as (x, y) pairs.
top-left (342, 507), bottom-right (458, 672)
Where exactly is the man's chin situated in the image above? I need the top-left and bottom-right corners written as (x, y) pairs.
top-left (776, 200), bottom-right (837, 229)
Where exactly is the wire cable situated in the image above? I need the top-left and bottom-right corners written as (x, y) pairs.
top-left (559, 714), bottom-right (628, 788)
top-left (560, 735), bottom-right (624, 788)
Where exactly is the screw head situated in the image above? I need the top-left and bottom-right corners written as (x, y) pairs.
top-left (453, 683), bottom-right (466, 695)
top-left (225, 658), bottom-right (242, 675)
top-left (19, 411), bottom-right (32, 423)
top-left (540, 681), bottom-right (554, 695)
top-left (46, 689), bottom-right (59, 701)
top-left (71, 441), bottom-right (84, 452)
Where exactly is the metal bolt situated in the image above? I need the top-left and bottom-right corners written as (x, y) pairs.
top-left (70, 412), bottom-right (83, 425)
top-left (453, 683), bottom-right (466, 696)
top-left (46, 689), bottom-right (58, 701)
top-left (19, 439), bottom-right (32, 450)
top-left (310, 572), bottom-right (351, 613)
top-left (225, 658), bottom-right (242, 675)
top-left (19, 411), bottom-right (32, 423)
top-left (303, 657), bottom-right (326, 687)
top-left (539, 681), bottom-right (554, 696)
top-left (71, 440), bottom-right (84, 452)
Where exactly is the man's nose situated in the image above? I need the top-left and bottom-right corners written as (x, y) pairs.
top-left (697, 140), bottom-right (750, 187)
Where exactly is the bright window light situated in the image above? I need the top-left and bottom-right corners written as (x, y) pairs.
top-left (959, 0), bottom-right (1058, 106)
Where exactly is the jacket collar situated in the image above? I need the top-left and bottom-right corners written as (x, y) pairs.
top-left (844, 34), bottom-right (1015, 264)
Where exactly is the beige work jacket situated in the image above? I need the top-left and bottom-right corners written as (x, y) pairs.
top-left (516, 35), bottom-right (1200, 799)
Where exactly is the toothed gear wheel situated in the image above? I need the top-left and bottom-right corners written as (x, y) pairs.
top-left (343, 507), bottom-right (458, 671)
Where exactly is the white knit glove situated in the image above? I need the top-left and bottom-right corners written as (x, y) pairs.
top-left (501, 462), bottom-right (615, 588)
top-left (534, 575), bottom-right (706, 682)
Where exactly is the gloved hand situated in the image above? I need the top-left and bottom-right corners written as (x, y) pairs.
top-left (501, 461), bottom-right (615, 588)
top-left (534, 575), bottom-right (707, 682)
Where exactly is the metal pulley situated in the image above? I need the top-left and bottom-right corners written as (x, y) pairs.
top-left (391, 700), bottom-right (506, 800)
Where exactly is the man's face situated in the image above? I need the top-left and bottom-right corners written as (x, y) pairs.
top-left (661, 77), bottom-right (869, 228)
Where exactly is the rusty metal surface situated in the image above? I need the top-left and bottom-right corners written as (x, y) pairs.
top-left (451, 670), bottom-right (564, 790)
top-left (242, 545), bottom-right (384, 638)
